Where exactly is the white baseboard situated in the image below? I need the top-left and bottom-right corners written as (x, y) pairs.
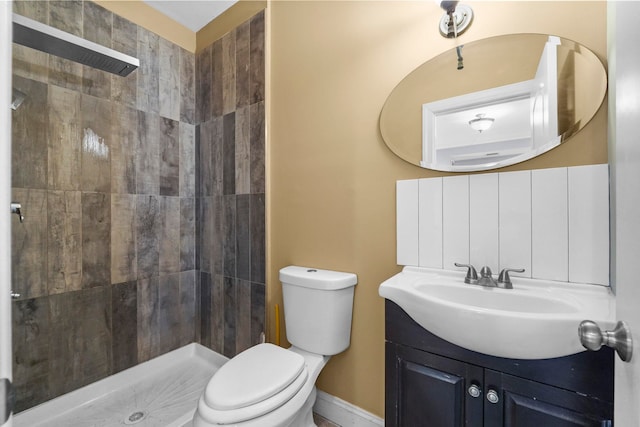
top-left (313, 390), bottom-right (384, 427)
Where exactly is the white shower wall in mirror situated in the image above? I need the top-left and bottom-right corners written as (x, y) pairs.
top-left (396, 164), bottom-right (610, 286)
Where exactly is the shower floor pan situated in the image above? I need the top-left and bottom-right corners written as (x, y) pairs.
top-left (14, 343), bottom-right (227, 427)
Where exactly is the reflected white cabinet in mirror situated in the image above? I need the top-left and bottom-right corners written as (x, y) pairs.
top-left (380, 34), bottom-right (607, 172)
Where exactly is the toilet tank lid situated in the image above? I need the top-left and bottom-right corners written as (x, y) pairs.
top-left (279, 266), bottom-right (357, 290)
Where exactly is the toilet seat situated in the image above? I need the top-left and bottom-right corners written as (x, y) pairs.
top-left (198, 343), bottom-right (309, 425)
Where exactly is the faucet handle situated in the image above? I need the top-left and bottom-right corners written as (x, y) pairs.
top-left (497, 268), bottom-right (525, 289)
top-left (454, 263), bottom-right (478, 284)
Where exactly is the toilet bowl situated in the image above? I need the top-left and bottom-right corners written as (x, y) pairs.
top-left (193, 344), bottom-right (327, 427)
top-left (193, 266), bottom-right (357, 427)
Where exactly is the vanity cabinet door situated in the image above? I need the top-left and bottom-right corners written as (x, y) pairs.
top-left (483, 370), bottom-right (613, 427)
top-left (386, 343), bottom-right (484, 427)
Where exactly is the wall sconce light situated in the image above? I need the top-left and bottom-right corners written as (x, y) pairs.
top-left (437, 1), bottom-right (474, 38)
top-left (436, 2), bottom-right (473, 70)
top-left (469, 114), bottom-right (495, 133)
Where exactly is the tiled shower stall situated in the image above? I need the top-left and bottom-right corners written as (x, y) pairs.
top-left (10, 0), bottom-right (265, 412)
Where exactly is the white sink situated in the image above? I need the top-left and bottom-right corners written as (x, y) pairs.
top-left (379, 267), bottom-right (616, 359)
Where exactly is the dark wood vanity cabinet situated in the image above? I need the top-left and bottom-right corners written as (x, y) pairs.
top-left (385, 301), bottom-right (614, 427)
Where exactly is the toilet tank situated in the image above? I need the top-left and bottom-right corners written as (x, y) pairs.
top-left (280, 266), bottom-right (357, 355)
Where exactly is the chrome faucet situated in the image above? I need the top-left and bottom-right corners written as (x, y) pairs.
top-left (478, 266), bottom-right (497, 287)
top-left (455, 263), bottom-right (525, 289)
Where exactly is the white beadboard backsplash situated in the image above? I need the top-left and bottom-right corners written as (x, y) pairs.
top-left (396, 164), bottom-right (610, 286)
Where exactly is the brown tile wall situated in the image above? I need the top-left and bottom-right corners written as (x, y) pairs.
top-left (11, 0), bottom-right (198, 412)
top-left (196, 10), bottom-right (266, 358)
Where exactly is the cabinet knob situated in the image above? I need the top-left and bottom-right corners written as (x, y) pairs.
top-left (486, 389), bottom-right (499, 404)
top-left (467, 384), bottom-right (481, 398)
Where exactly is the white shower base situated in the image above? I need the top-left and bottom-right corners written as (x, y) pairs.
top-left (14, 343), bottom-right (227, 427)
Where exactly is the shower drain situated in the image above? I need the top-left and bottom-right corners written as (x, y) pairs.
top-left (124, 410), bottom-right (147, 425)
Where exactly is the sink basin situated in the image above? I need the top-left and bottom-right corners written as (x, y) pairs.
top-left (379, 267), bottom-right (616, 359)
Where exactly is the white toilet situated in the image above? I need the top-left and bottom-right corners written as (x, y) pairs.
top-left (193, 266), bottom-right (358, 427)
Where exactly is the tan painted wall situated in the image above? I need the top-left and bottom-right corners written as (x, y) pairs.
top-left (267, 1), bottom-right (607, 418)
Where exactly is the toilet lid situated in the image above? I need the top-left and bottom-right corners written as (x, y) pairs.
top-left (204, 343), bottom-right (306, 410)
top-left (197, 364), bottom-right (309, 425)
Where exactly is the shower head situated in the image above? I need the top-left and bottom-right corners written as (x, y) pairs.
top-left (11, 89), bottom-right (26, 111)
top-left (12, 13), bottom-right (139, 76)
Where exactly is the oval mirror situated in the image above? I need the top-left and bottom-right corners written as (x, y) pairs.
top-left (380, 34), bottom-right (607, 172)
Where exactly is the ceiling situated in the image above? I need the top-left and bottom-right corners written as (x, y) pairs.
top-left (143, 0), bottom-right (238, 32)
